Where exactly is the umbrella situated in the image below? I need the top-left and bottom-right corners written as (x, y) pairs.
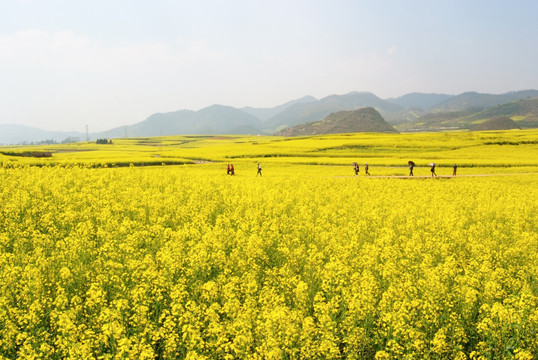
top-left (429, 163), bottom-right (435, 166)
top-left (408, 160), bottom-right (415, 167)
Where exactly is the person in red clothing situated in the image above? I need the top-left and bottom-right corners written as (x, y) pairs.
top-left (226, 164), bottom-right (231, 175)
top-left (231, 164), bottom-right (235, 175)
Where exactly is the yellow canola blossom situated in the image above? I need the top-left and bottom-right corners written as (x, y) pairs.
top-left (0, 165), bottom-right (537, 359)
top-left (2, 130), bottom-right (538, 173)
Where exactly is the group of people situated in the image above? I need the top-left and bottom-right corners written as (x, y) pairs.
top-left (353, 162), bottom-right (370, 176)
top-left (226, 163), bottom-right (262, 176)
top-left (408, 161), bottom-right (457, 177)
top-left (229, 161), bottom-right (458, 178)
top-left (226, 164), bottom-right (235, 175)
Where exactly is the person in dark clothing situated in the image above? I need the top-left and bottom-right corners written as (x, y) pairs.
top-left (364, 162), bottom-right (370, 176)
top-left (353, 162), bottom-right (359, 176)
top-left (452, 164), bottom-right (457, 176)
top-left (431, 163), bottom-right (437, 177)
top-left (408, 161), bottom-right (415, 176)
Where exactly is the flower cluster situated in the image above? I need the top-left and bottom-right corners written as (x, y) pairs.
top-left (0, 165), bottom-right (536, 359)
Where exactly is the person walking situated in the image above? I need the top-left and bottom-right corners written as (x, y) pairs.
top-left (364, 162), bottom-right (370, 176)
top-left (408, 161), bottom-right (415, 176)
top-left (353, 162), bottom-right (359, 176)
top-left (452, 164), bottom-right (457, 176)
top-left (231, 164), bottom-right (235, 176)
top-left (256, 162), bottom-right (262, 176)
top-left (430, 163), bottom-right (437, 177)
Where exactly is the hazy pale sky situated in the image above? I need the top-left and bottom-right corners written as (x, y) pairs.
top-left (1, 0), bottom-right (537, 132)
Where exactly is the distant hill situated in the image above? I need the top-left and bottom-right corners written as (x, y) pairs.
top-left (0, 124), bottom-right (83, 145)
top-left (381, 93), bottom-right (452, 127)
top-left (387, 93), bottom-right (453, 110)
top-left (242, 96), bottom-right (317, 121)
top-left (3, 90), bottom-right (538, 144)
top-left (276, 107), bottom-right (397, 136)
top-left (432, 90), bottom-right (538, 112)
top-left (467, 97), bottom-right (538, 125)
top-left (264, 92), bottom-right (403, 132)
top-left (112, 110), bottom-right (196, 137)
top-left (471, 116), bottom-right (520, 131)
top-left (100, 96), bottom-right (319, 138)
top-left (384, 90), bottom-right (538, 126)
top-left (195, 105), bottom-right (262, 134)
top-left (103, 105), bottom-right (263, 138)
top-left (394, 96), bottom-right (538, 131)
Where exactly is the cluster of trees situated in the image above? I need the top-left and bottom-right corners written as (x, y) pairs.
top-left (96, 138), bottom-right (113, 144)
top-left (16, 137), bottom-right (81, 146)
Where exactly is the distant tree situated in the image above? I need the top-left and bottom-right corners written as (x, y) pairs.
top-left (62, 137), bottom-right (80, 144)
top-left (36, 139), bottom-right (58, 145)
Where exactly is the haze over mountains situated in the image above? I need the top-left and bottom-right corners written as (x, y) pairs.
top-left (1, 90), bottom-right (537, 144)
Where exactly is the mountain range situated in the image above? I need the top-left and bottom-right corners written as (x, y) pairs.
top-left (1, 90), bottom-right (537, 144)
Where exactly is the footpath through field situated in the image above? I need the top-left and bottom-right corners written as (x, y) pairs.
top-left (351, 173), bottom-right (538, 179)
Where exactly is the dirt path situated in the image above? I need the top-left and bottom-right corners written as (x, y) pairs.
top-left (348, 173), bottom-right (538, 179)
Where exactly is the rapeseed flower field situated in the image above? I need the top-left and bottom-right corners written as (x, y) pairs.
top-left (2, 130), bottom-right (538, 171)
top-left (0, 130), bottom-right (537, 359)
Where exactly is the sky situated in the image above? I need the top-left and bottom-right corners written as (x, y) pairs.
top-left (1, 0), bottom-right (537, 132)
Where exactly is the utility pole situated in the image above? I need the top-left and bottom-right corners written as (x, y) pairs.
top-left (86, 124), bottom-right (89, 142)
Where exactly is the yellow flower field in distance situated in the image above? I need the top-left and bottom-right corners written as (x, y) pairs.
top-left (0, 130), bottom-right (537, 359)
top-left (2, 129), bottom-right (538, 173)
